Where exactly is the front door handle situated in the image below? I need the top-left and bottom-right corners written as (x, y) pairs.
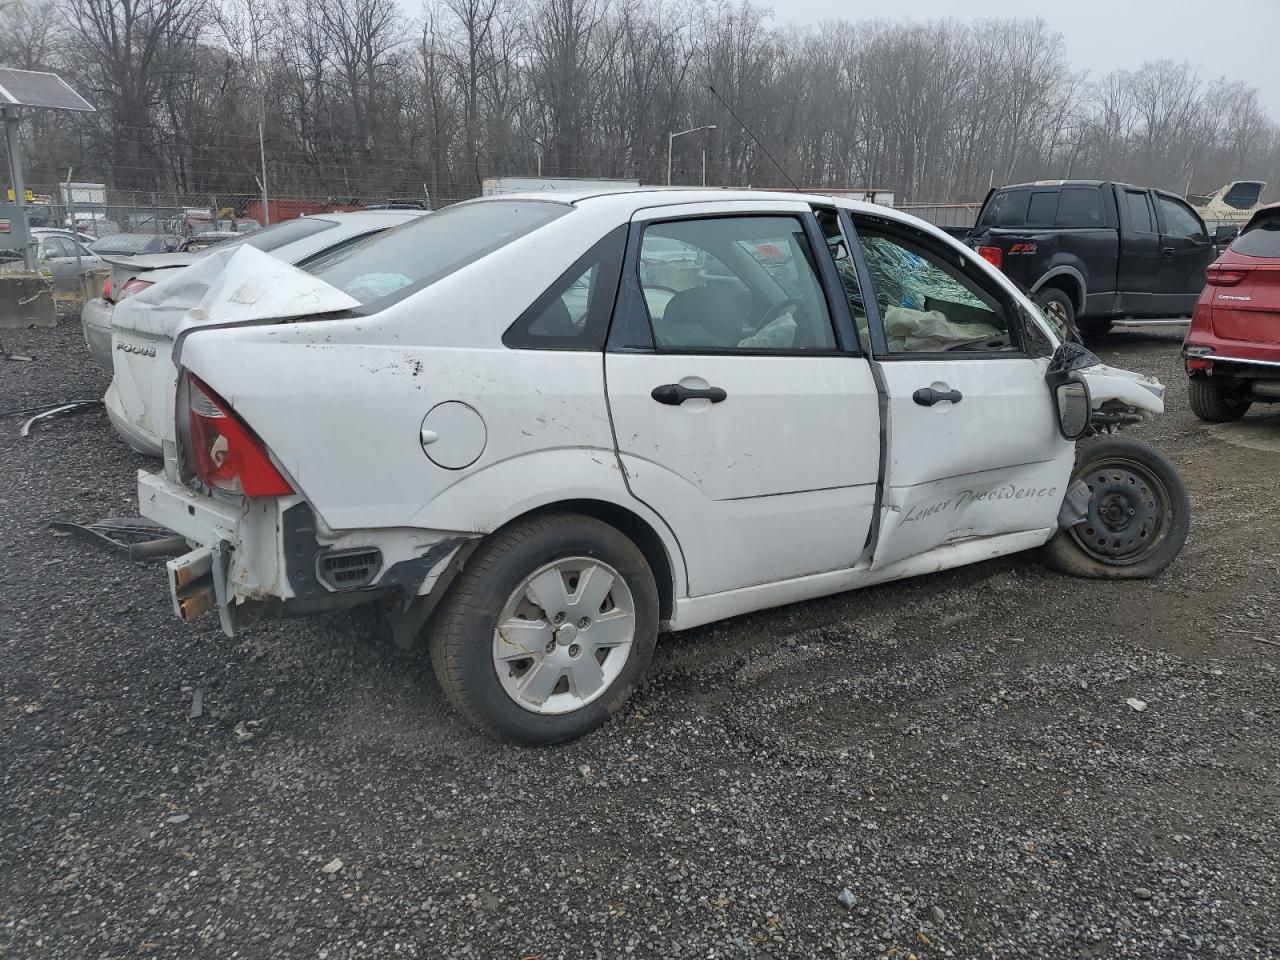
top-left (1161, 246), bottom-right (1176, 259)
top-left (651, 383), bottom-right (728, 406)
top-left (913, 386), bottom-right (962, 406)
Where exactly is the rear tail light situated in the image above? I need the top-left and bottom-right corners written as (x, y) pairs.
top-left (102, 277), bottom-right (112, 301)
top-left (1205, 264), bottom-right (1247, 286)
top-left (119, 278), bottom-right (154, 300)
top-left (976, 246), bottom-right (1003, 269)
top-left (186, 375), bottom-right (293, 497)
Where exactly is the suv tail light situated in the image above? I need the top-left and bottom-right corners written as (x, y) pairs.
top-left (102, 277), bottom-right (112, 301)
top-left (186, 375), bottom-right (293, 497)
top-left (119, 278), bottom-right (155, 300)
top-left (1205, 264), bottom-right (1248, 286)
top-left (976, 245), bottom-right (1003, 269)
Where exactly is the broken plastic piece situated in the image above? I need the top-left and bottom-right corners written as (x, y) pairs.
top-left (48, 518), bottom-right (188, 560)
top-left (19, 400), bottom-right (102, 436)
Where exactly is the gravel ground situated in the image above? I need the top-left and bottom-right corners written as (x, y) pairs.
top-left (2, 317), bottom-right (1278, 959)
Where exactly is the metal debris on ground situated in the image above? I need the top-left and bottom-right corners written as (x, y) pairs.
top-left (15, 399), bottom-right (103, 436)
top-left (1, 341), bottom-right (34, 361)
top-left (189, 687), bottom-right (204, 720)
top-left (48, 517), bottom-right (187, 560)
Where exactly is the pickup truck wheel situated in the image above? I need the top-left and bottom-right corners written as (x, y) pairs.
top-left (429, 513), bottom-right (659, 745)
top-left (1188, 376), bottom-right (1251, 422)
top-left (1075, 317), bottom-right (1113, 336)
top-left (1041, 438), bottom-right (1188, 579)
top-left (1038, 288), bottom-right (1079, 341)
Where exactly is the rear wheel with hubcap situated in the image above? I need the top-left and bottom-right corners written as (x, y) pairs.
top-left (1042, 438), bottom-right (1189, 579)
top-left (430, 513), bottom-right (659, 744)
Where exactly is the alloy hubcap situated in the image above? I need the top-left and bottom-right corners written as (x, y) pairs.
top-left (492, 558), bottom-right (635, 715)
top-left (1070, 458), bottom-right (1170, 564)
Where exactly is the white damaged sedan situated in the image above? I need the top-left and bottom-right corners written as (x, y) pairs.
top-left (135, 188), bottom-right (1187, 743)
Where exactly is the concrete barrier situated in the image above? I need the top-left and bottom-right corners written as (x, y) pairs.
top-left (0, 272), bottom-right (56, 328)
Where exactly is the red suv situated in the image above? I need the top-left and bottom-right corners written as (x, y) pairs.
top-left (1183, 203), bottom-right (1280, 421)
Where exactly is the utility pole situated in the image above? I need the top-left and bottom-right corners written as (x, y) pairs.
top-left (668, 125), bottom-right (716, 186)
top-left (3, 108), bottom-right (35, 271)
top-left (258, 122), bottom-right (269, 225)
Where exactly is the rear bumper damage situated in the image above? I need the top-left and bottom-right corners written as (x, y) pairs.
top-left (137, 470), bottom-right (475, 638)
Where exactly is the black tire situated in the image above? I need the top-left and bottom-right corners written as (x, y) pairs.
top-left (1076, 317), bottom-right (1113, 336)
top-left (429, 512), bottom-right (659, 745)
top-left (1041, 438), bottom-right (1189, 579)
top-left (1038, 287), bottom-right (1080, 342)
top-left (1188, 376), bottom-right (1250, 423)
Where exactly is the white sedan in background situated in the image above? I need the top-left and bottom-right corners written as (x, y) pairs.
top-left (132, 188), bottom-right (1188, 744)
top-left (82, 210), bottom-right (426, 454)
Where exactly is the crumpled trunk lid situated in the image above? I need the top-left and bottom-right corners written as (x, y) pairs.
top-left (108, 246), bottom-right (359, 453)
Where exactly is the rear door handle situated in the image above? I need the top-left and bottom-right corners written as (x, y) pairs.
top-left (651, 383), bottom-right (728, 405)
top-left (913, 386), bottom-right (962, 406)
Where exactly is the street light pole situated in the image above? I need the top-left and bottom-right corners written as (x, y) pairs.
top-left (667, 125), bottom-right (717, 186)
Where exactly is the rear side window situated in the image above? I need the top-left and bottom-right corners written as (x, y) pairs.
top-left (1124, 190), bottom-right (1155, 233)
top-left (504, 227), bottom-right (626, 350)
top-left (1026, 191), bottom-right (1059, 226)
top-left (1055, 187), bottom-right (1106, 228)
top-left (305, 200), bottom-right (569, 310)
top-left (1232, 214), bottom-right (1280, 257)
top-left (978, 189), bottom-right (1030, 228)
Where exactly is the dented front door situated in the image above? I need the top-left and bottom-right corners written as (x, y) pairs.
top-left (850, 220), bottom-right (1074, 570)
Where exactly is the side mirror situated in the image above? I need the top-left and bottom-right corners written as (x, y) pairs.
top-left (1213, 224), bottom-right (1239, 244)
top-left (1052, 379), bottom-right (1092, 439)
top-left (1046, 341), bottom-right (1101, 440)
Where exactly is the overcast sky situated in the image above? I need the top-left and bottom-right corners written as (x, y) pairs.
top-left (771, 0), bottom-right (1280, 116)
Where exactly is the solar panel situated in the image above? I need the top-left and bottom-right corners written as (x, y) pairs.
top-left (0, 68), bottom-right (95, 112)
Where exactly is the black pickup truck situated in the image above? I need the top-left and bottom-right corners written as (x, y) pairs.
top-left (967, 180), bottom-right (1231, 334)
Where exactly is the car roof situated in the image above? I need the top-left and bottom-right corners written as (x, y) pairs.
top-left (997, 180), bottom-right (1108, 190)
top-left (451, 186), bottom-right (921, 224)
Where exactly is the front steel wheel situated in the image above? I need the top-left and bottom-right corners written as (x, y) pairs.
top-left (1042, 438), bottom-right (1189, 579)
top-left (1068, 456), bottom-right (1172, 565)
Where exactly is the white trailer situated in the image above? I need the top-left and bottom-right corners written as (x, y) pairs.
top-left (481, 176), bottom-right (640, 196)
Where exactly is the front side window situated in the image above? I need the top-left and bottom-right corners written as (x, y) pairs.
top-left (858, 230), bottom-right (1017, 354)
top-left (1124, 190), bottom-right (1155, 233)
top-left (305, 200), bottom-right (569, 310)
top-left (1157, 196), bottom-right (1207, 241)
top-left (41, 236), bottom-right (72, 258)
top-left (638, 216), bottom-right (836, 352)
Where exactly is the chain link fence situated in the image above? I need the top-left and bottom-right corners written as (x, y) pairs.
top-left (16, 187), bottom-right (442, 239)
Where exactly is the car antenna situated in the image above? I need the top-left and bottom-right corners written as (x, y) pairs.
top-left (707, 83), bottom-right (799, 191)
